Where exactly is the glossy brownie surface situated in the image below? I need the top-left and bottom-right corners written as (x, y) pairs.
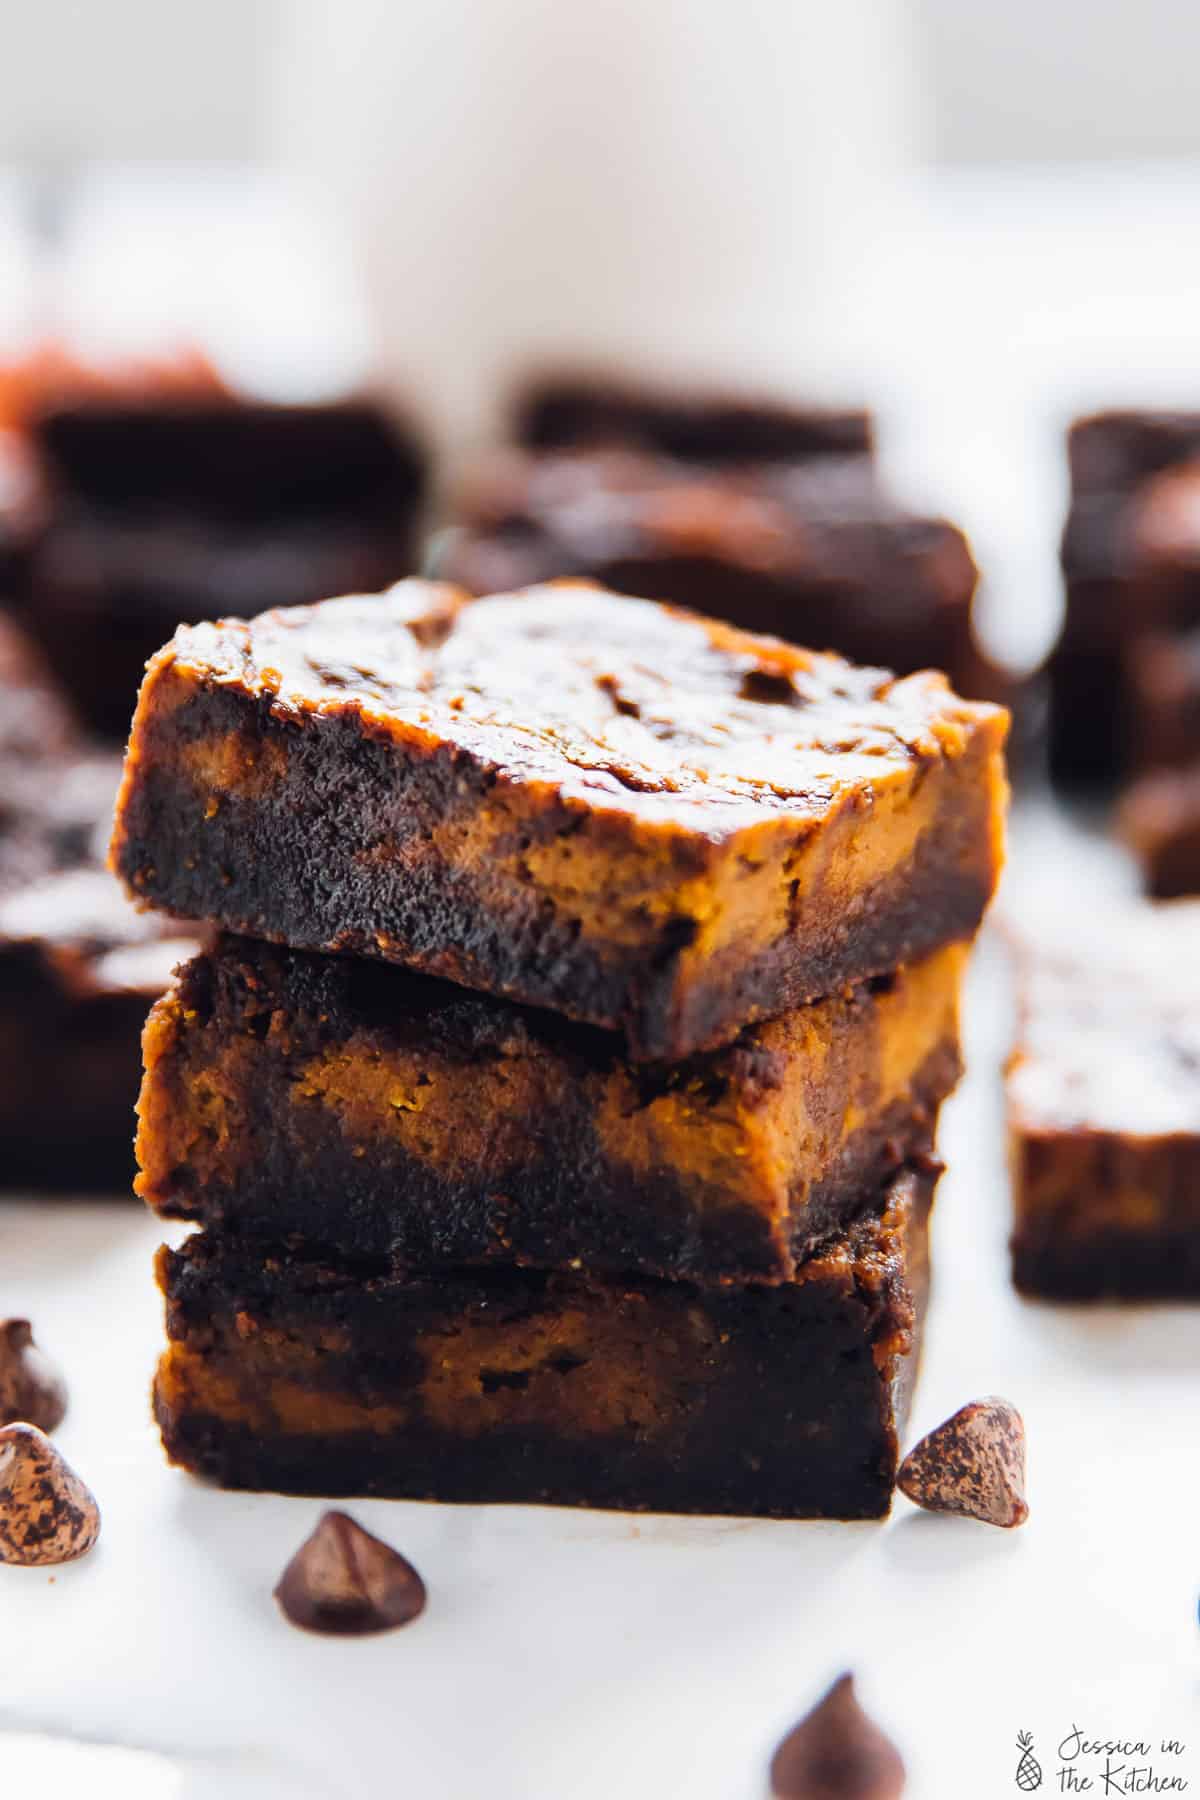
top-left (1007, 904), bottom-right (1200, 1297)
top-left (112, 582), bottom-right (1008, 1058)
top-left (153, 1167), bottom-right (934, 1518)
top-left (137, 934), bottom-right (962, 1280)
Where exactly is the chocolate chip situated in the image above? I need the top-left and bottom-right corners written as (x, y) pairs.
top-left (0, 1320), bottom-right (68, 1434)
top-left (898, 1396), bottom-right (1028, 1528)
top-left (770, 1673), bottom-right (906, 1798)
top-left (739, 666), bottom-right (797, 705)
top-left (274, 1510), bottom-right (426, 1635)
top-left (0, 1423), bottom-right (100, 1565)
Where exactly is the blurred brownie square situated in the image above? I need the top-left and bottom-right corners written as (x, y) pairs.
top-left (136, 933), bottom-right (963, 1281)
top-left (1127, 629), bottom-right (1200, 772)
top-left (111, 583), bottom-right (1008, 1060)
top-left (1008, 903), bottom-right (1200, 1298)
top-left (22, 397), bottom-right (427, 737)
top-left (439, 448), bottom-right (992, 698)
top-left (0, 689), bottom-right (199, 1190)
top-left (0, 609), bottom-right (78, 769)
top-left (1053, 412), bottom-right (1200, 785)
top-left (1119, 763), bottom-right (1200, 899)
top-left (511, 372), bottom-right (873, 465)
top-left (0, 859), bottom-right (198, 1191)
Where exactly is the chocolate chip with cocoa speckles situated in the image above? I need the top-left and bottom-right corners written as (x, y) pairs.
top-left (898, 1396), bottom-right (1028, 1528)
top-left (0, 1320), bottom-right (68, 1434)
top-left (0, 1422), bottom-right (100, 1564)
top-left (275, 1510), bottom-right (426, 1635)
top-left (770, 1673), bottom-right (906, 1798)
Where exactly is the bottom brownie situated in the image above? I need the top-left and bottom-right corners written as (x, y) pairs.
top-left (154, 1167), bottom-right (935, 1519)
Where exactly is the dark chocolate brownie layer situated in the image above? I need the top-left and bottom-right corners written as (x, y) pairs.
top-left (112, 583), bottom-right (1008, 1059)
top-left (1007, 903), bottom-right (1200, 1299)
top-left (137, 934), bottom-right (962, 1281)
top-left (154, 1167), bottom-right (934, 1517)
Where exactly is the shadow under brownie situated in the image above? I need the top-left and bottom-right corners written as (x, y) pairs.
top-left (137, 934), bottom-right (963, 1282)
top-left (154, 1166), bottom-right (935, 1519)
top-left (111, 582), bottom-right (1008, 1061)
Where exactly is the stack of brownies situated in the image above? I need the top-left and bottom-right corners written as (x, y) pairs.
top-left (111, 580), bottom-right (1008, 1518)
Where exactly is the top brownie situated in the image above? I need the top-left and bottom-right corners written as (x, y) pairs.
top-left (111, 582), bottom-right (1008, 1059)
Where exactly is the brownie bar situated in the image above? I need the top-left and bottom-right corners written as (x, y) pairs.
top-left (23, 398), bottom-right (427, 737)
top-left (512, 373), bottom-right (873, 465)
top-left (0, 730), bottom-right (200, 1192)
top-left (137, 933), bottom-right (962, 1280)
top-left (0, 610), bottom-right (79, 769)
top-left (153, 1166), bottom-right (934, 1517)
top-left (1007, 904), bottom-right (1200, 1299)
top-left (0, 614), bottom-right (97, 896)
top-left (0, 431), bottom-right (41, 606)
top-left (111, 583), bottom-right (1008, 1061)
top-left (1053, 415), bottom-right (1200, 785)
top-left (440, 449), bottom-right (994, 699)
top-left (1119, 763), bottom-right (1200, 898)
top-left (0, 862), bottom-right (198, 1191)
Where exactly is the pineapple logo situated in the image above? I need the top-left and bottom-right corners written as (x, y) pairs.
top-left (1015, 1731), bottom-right (1043, 1791)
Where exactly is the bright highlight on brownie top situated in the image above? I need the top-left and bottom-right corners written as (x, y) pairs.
top-left (109, 579), bottom-right (1009, 1519)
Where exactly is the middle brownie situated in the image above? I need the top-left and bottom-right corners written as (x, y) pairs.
top-left (137, 935), bottom-right (964, 1282)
